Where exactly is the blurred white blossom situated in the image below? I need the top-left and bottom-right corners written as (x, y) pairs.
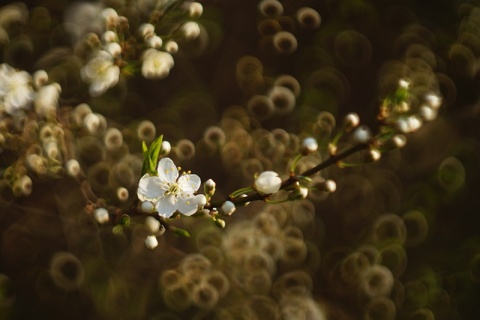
top-left (141, 49), bottom-right (174, 79)
top-left (81, 50), bottom-right (120, 97)
top-left (0, 63), bottom-right (34, 115)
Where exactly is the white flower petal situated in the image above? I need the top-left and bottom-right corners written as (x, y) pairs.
top-left (156, 194), bottom-right (178, 218)
top-left (177, 196), bottom-right (197, 216)
top-left (137, 174), bottom-right (164, 201)
top-left (178, 174), bottom-right (201, 193)
top-left (157, 158), bottom-right (178, 183)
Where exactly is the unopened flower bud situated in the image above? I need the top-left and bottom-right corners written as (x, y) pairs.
top-left (33, 70), bottom-right (48, 89)
top-left (105, 42), bottom-right (122, 57)
top-left (102, 30), bottom-right (117, 43)
top-left (145, 34), bottom-right (163, 48)
top-left (221, 200), bottom-right (236, 216)
top-left (84, 113), bottom-right (100, 134)
top-left (15, 175), bottom-right (32, 196)
top-left (66, 159), bottom-right (81, 177)
top-left (398, 79), bottom-right (410, 89)
top-left (160, 140), bottom-right (171, 156)
top-left (254, 171), bottom-right (282, 195)
top-left (344, 113), bottom-right (360, 132)
top-left (94, 207), bottom-right (109, 224)
top-left (145, 216), bottom-right (160, 234)
top-left (301, 137), bottom-right (318, 155)
top-left (368, 149), bottom-right (381, 162)
top-left (392, 134), bottom-right (407, 148)
top-left (214, 218), bottom-right (226, 229)
top-left (419, 105), bottom-right (437, 121)
top-left (424, 93), bottom-right (442, 109)
top-left (138, 23), bottom-right (155, 38)
top-left (141, 200), bottom-right (155, 213)
top-left (145, 235), bottom-right (158, 249)
top-left (317, 179), bottom-right (336, 192)
top-left (181, 21), bottom-right (201, 40)
top-left (287, 186), bottom-right (308, 201)
top-left (353, 125), bottom-right (372, 143)
top-left (188, 2), bottom-right (203, 17)
top-left (194, 194), bottom-right (207, 209)
top-left (165, 41), bottom-right (179, 54)
top-left (116, 187), bottom-right (129, 202)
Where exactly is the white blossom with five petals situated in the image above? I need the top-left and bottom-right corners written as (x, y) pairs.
top-left (137, 158), bottom-right (201, 218)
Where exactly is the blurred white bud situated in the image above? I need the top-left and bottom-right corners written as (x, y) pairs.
top-left (301, 137), bottom-right (318, 155)
top-left (33, 69), bottom-right (48, 89)
top-left (396, 116), bottom-right (423, 133)
top-left (34, 83), bottom-right (61, 118)
top-left (254, 171), bottom-right (282, 195)
top-left (424, 93), bottom-right (442, 109)
top-left (296, 7), bottom-right (321, 30)
top-left (392, 134), bottom-right (407, 148)
top-left (181, 21), bottom-right (201, 40)
top-left (104, 127), bottom-right (123, 151)
top-left (101, 8), bottom-right (118, 25)
top-left (102, 30), bottom-right (117, 43)
top-left (368, 149), bottom-right (381, 162)
top-left (83, 113), bottom-right (100, 134)
top-left (145, 235), bottom-right (158, 249)
top-left (145, 34), bottom-right (163, 49)
top-left (353, 125), bottom-right (372, 143)
top-left (138, 23), bottom-right (155, 38)
top-left (141, 200), bottom-right (155, 213)
top-left (221, 200), bottom-right (236, 216)
top-left (165, 40), bottom-right (179, 54)
top-left (94, 207), bottom-right (109, 224)
top-left (419, 105), bottom-right (438, 121)
top-left (145, 216), bottom-right (160, 234)
top-left (258, 0), bottom-right (283, 17)
top-left (272, 31), bottom-right (297, 55)
top-left (116, 187), bottom-right (129, 202)
top-left (188, 2), bottom-right (203, 17)
top-left (17, 175), bottom-right (32, 196)
top-left (66, 159), bottom-right (81, 177)
top-left (43, 140), bottom-right (59, 159)
top-left (344, 113), bottom-right (360, 131)
top-left (104, 42), bottom-right (122, 57)
top-left (398, 79), bottom-right (410, 89)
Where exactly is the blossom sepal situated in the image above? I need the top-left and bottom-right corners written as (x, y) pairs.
top-left (141, 135), bottom-right (163, 176)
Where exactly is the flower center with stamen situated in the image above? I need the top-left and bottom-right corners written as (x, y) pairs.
top-left (165, 182), bottom-right (180, 196)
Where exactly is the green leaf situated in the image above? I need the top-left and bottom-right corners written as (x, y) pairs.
top-left (141, 135), bottom-right (164, 176)
top-left (173, 227), bottom-right (191, 238)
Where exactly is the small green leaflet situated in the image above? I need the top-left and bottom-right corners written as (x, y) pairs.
top-left (141, 135), bottom-right (163, 176)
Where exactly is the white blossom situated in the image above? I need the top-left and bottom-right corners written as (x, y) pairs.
top-left (81, 50), bottom-right (120, 97)
top-left (141, 49), bottom-right (174, 79)
top-left (254, 171), bottom-right (282, 195)
top-left (0, 63), bottom-right (34, 115)
top-left (137, 157), bottom-right (201, 218)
